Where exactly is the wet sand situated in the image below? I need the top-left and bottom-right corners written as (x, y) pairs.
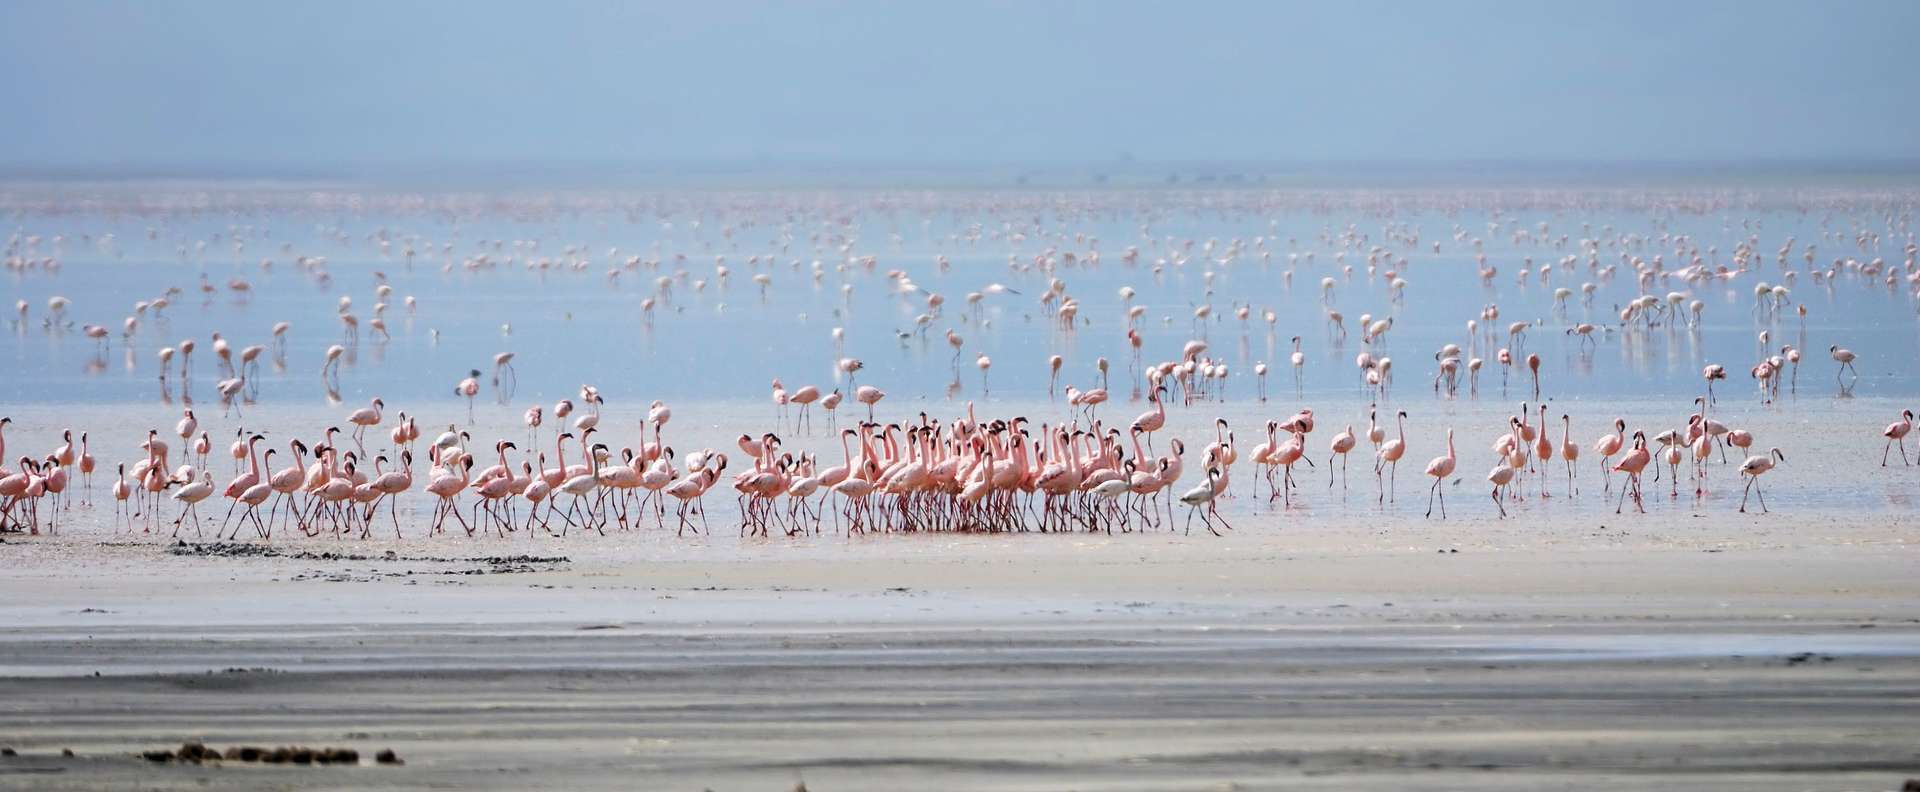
top-left (2, 509), bottom-right (1917, 790)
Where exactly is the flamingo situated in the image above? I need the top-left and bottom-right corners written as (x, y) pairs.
top-left (1129, 386), bottom-right (1167, 452)
top-left (1486, 463), bottom-right (1515, 517)
top-left (1532, 403), bottom-right (1553, 496)
top-left (1423, 428), bottom-right (1455, 518)
top-left (264, 440), bottom-right (309, 534)
top-left (771, 378), bottom-right (790, 426)
top-left (1328, 425), bottom-right (1356, 489)
top-left (366, 446), bottom-right (416, 533)
top-left (168, 471), bottom-right (216, 536)
top-left (216, 433), bottom-right (265, 535)
top-left (855, 386), bottom-right (886, 420)
top-left (1376, 410), bottom-right (1408, 503)
top-left (1179, 466), bottom-right (1227, 536)
top-left (1883, 410), bottom-right (1913, 466)
top-left (1593, 418), bottom-right (1626, 491)
top-left (426, 452), bottom-right (475, 535)
top-left (347, 398), bottom-right (384, 453)
top-left (493, 352), bottom-right (517, 388)
top-left (1558, 414), bottom-right (1579, 495)
top-left (110, 463), bottom-right (131, 529)
top-left (1739, 448), bottom-right (1785, 513)
top-left (1830, 345), bottom-right (1857, 385)
top-left (456, 370), bottom-right (481, 421)
top-left (789, 385), bottom-right (821, 433)
top-left (1613, 432), bottom-right (1651, 514)
top-left (321, 344), bottom-right (345, 380)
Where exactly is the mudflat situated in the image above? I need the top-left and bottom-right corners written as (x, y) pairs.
top-left (1, 511), bottom-right (1916, 790)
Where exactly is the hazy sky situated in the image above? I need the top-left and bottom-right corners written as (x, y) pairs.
top-left (2, 0), bottom-right (1916, 173)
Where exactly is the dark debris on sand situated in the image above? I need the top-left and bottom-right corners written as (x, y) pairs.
top-left (140, 741), bottom-right (396, 767)
top-left (164, 540), bottom-right (566, 570)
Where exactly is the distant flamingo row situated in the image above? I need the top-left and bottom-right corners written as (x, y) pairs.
top-left (13, 221), bottom-right (1898, 419)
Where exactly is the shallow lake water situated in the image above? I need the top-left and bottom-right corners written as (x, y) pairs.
top-left (2, 185), bottom-right (1917, 533)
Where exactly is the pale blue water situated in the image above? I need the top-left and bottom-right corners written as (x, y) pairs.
top-left (4, 188), bottom-right (1915, 409)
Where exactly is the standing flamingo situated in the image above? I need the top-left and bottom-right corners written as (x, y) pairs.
top-left (1558, 414), bottom-right (1579, 495)
top-left (1883, 410), bottom-right (1913, 466)
top-left (1830, 345), bottom-right (1857, 386)
top-left (1593, 418), bottom-right (1625, 492)
top-left (456, 370), bottom-right (481, 422)
top-left (1328, 425), bottom-right (1356, 489)
top-left (1738, 448), bottom-right (1785, 513)
top-left (1129, 386), bottom-right (1167, 453)
top-left (168, 471), bottom-right (216, 536)
top-left (1376, 410), bottom-right (1408, 503)
top-left (1613, 432), bottom-right (1651, 514)
top-left (789, 385), bottom-right (821, 433)
top-left (820, 390), bottom-right (842, 429)
top-left (855, 386), bottom-right (886, 420)
top-left (111, 463), bottom-right (131, 529)
top-left (347, 398), bottom-right (383, 453)
top-left (1179, 466), bottom-right (1227, 535)
top-left (215, 433), bottom-right (265, 536)
top-left (1422, 428), bottom-right (1455, 518)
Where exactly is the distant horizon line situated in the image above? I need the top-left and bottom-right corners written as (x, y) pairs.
top-left (4, 156), bottom-right (1919, 189)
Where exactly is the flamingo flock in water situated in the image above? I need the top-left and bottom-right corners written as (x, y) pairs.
top-left (0, 385), bottom-right (1832, 537)
top-left (4, 187), bottom-right (1918, 539)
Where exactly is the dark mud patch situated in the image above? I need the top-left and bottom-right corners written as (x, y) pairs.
top-left (139, 741), bottom-right (397, 766)
top-left (160, 541), bottom-right (566, 578)
top-left (165, 540), bottom-right (565, 565)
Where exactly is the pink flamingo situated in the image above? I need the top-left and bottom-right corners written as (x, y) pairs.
top-left (1130, 386), bottom-right (1167, 453)
top-left (1532, 404), bottom-right (1553, 496)
top-left (455, 371), bottom-right (480, 421)
top-left (1884, 410), bottom-right (1914, 466)
top-left (1593, 418), bottom-right (1625, 492)
top-left (821, 390), bottom-right (843, 428)
top-left (1269, 429), bottom-right (1309, 505)
top-left (265, 440), bottom-right (308, 534)
top-left (1558, 414), bottom-right (1579, 495)
top-left (855, 386), bottom-right (885, 421)
top-left (230, 464), bottom-right (274, 540)
top-left (347, 398), bottom-right (383, 453)
top-left (426, 450), bottom-right (475, 535)
top-left (216, 433), bottom-right (265, 535)
top-left (789, 385), bottom-right (821, 433)
top-left (1486, 461), bottom-right (1516, 517)
top-left (522, 461), bottom-right (554, 534)
top-left (1328, 425), bottom-right (1356, 489)
top-left (771, 378), bottom-right (790, 426)
top-left (366, 449), bottom-right (414, 537)
top-left (1375, 410), bottom-right (1408, 503)
top-left (1613, 432), bottom-right (1651, 514)
top-left (1423, 428), bottom-right (1455, 518)
top-left (1738, 448), bottom-right (1785, 513)
top-left (110, 463), bottom-right (131, 529)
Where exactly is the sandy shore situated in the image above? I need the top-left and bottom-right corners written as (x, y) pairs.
top-left (2, 507), bottom-right (1918, 790)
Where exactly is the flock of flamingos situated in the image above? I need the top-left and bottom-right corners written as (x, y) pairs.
top-left (1, 189), bottom-right (1916, 541)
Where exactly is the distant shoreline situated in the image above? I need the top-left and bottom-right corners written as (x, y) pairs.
top-left (4, 158), bottom-right (1920, 191)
